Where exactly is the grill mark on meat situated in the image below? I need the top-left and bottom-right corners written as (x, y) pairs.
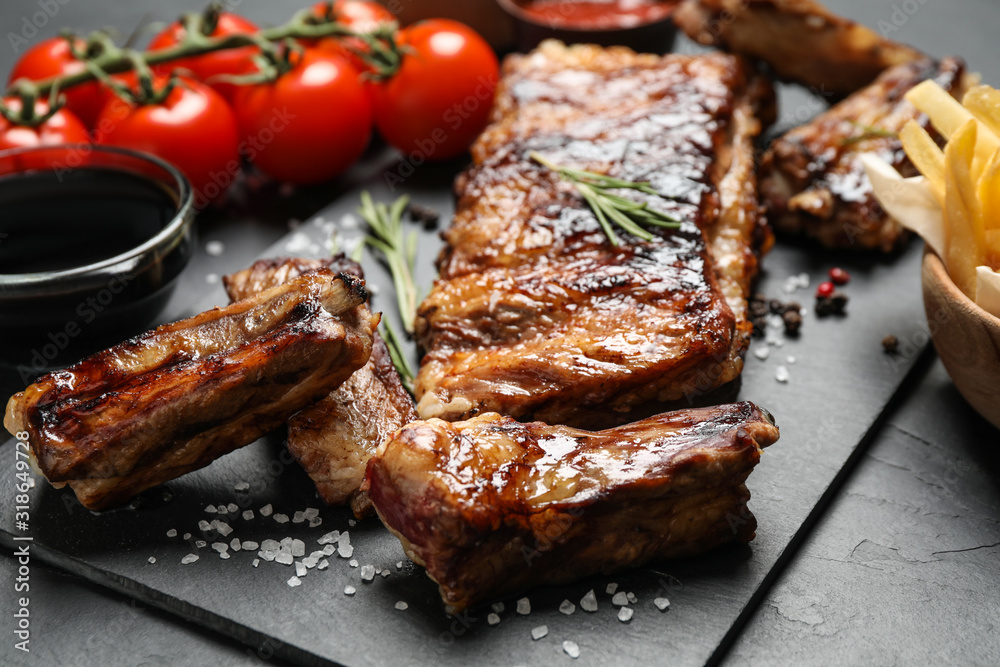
top-left (415, 42), bottom-right (772, 427)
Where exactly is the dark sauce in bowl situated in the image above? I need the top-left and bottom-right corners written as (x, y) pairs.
top-left (517, 0), bottom-right (677, 30)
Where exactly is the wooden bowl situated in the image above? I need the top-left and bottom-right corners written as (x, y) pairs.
top-left (922, 250), bottom-right (1000, 430)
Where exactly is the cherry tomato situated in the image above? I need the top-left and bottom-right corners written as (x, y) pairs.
top-left (96, 77), bottom-right (240, 202)
top-left (231, 50), bottom-right (373, 185)
top-left (372, 19), bottom-right (498, 160)
top-left (0, 97), bottom-right (90, 172)
top-left (8, 37), bottom-right (105, 128)
top-left (309, 1), bottom-right (396, 73)
top-left (148, 12), bottom-right (259, 102)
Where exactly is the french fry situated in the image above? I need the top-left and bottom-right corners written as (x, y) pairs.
top-left (899, 120), bottom-right (946, 203)
top-left (977, 147), bottom-right (1000, 232)
top-left (943, 119), bottom-right (986, 297)
top-left (985, 230), bottom-right (1000, 270)
top-left (963, 85), bottom-right (1000, 141)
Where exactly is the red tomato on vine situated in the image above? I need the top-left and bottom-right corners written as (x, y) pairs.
top-left (371, 19), bottom-right (498, 160)
top-left (231, 49), bottom-right (373, 185)
top-left (8, 37), bottom-right (105, 128)
top-left (0, 98), bottom-right (90, 172)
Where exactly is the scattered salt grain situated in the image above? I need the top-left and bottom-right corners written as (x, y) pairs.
top-left (611, 592), bottom-right (628, 607)
top-left (242, 510), bottom-right (254, 521)
top-left (753, 346), bottom-right (770, 361)
top-left (261, 539), bottom-right (280, 551)
top-left (338, 532), bottom-right (351, 547)
top-left (181, 554), bottom-right (199, 565)
top-left (654, 597), bottom-right (671, 611)
top-left (606, 583), bottom-right (618, 595)
top-left (618, 607), bottom-right (634, 622)
top-left (252, 559), bottom-right (260, 568)
top-left (287, 576), bottom-right (302, 588)
top-left (148, 557), bottom-right (156, 564)
top-left (517, 598), bottom-right (531, 615)
top-left (212, 542), bottom-right (228, 554)
top-left (349, 559), bottom-right (359, 568)
top-left (292, 511), bottom-right (306, 524)
top-left (318, 559), bottom-right (329, 570)
top-left (395, 601), bottom-right (408, 611)
top-left (344, 585), bottom-right (356, 596)
top-left (303, 507), bottom-right (320, 520)
top-left (258, 550), bottom-right (276, 562)
top-left (231, 538), bottom-right (241, 552)
top-left (397, 561), bottom-right (405, 571)
top-left (361, 565), bottom-right (376, 582)
top-left (775, 365), bottom-right (790, 383)
top-left (183, 533), bottom-right (191, 541)
top-left (309, 550), bottom-right (324, 561)
top-left (322, 545), bottom-right (336, 556)
top-left (195, 540), bottom-right (207, 548)
top-left (234, 481), bottom-right (250, 492)
top-left (627, 592), bottom-right (637, 604)
top-left (205, 240), bottom-right (225, 256)
top-left (198, 520), bottom-right (211, 532)
top-left (338, 544), bottom-right (354, 558)
top-left (166, 529), bottom-right (177, 538)
top-left (227, 503), bottom-right (238, 514)
top-left (492, 602), bottom-right (504, 614)
top-left (531, 625), bottom-right (548, 640)
top-left (786, 355), bottom-right (796, 365)
top-left (205, 273), bottom-right (218, 285)
top-left (219, 552), bottom-right (231, 560)
top-left (303, 557), bottom-right (318, 569)
top-left (349, 519), bottom-right (356, 527)
top-left (273, 514), bottom-right (289, 524)
top-left (260, 504), bottom-right (273, 517)
top-left (381, 569), bottom-right (391, 578)
top-left (291, 539), bottom-right (306, 557)
top-left (216, 505), bottom-right (228, 515)
top-left (488, 613), bottom-right (500, 626)
top-left (559, 600), bottom-right (576, 615)
top-left (214, 521), bottom-right (233, 537)
top-left (276, 552), bottom-right (293, 566)
top-left (308, 517), bottom-right (323, 528)
top-left (563, 641), bottom-right (580, 659)
top-left (580, 590), bottom-right (598, 612)
top-left (295, 562), bottom-right (307, 577)
top-left (318, 530), bottom-right (340, 545)
top-left (205, 505), bottom-right (217, 514)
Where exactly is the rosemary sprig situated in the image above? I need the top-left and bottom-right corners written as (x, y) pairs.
top-left (380, 318), bottom-right (414, 394)
top-left (357, 191), bottom-right (418, 335)
top-left (842, 121), bottom-right (899, 146)
top-left (529, 151), bottom-right (680, 246)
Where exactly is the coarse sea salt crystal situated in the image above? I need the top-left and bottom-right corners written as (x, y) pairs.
top-left (754, 346), bottom-right (770, 361)
top-left (231, 538), bottom-right (241, 552)
top-left (361, 565), bottom-right (376, 582)
top-left (339, 532), bottom-right (351, 546)
top-left (396, 561), bottom-right (404, 571)
top-left (276, 552), bottom-right (293, 566)
top-left (563, 641), bottom-right (580, 659)
top-left (295, 562), bottom-right (307, 577)
top-left (205, 273), bottom-right (218, 285)
top-left (252, 559), bottom-right (260, 568)
top-left (181, 554), bottom-right (199, 565)
top-left (195, 540), bottom-right (207, 549)
top-left (261, 539), bottom-right (280, 551)
top-left (205, 240), bottom-right (225, 256)
top-left (303, 557), bottom-right (318, 569)
top-left (339, 544), bottom-right (354, 559)
top-left (197, 520), bottom-right (211, 531)
top-left (348, 519), bottom-right (356, 527)
top-left (344, 585), bottom-right (356, 596)
top-left (258, 550), bottom-right (276, 562)
top-left (349, 559), bottom-right (359, 568)
top-left (219, 552), bottom-right (230, 560)
top-left (234, 481), bottom-right (250, 491)
top-left (183, 533), bottom-right (191, 541)
top-left (216, 505), bottom-right (228, 515)
top-left (618, 607), bottom-right (634, 622)
top-left (287, 576), bottom-right (302, 588)
top-left (205, 505), bottom-right (217, 514)
top-left (242, 510), bottom-right (254, 521)
top-left (654, 597), bottom-right (671, 611)
top-left (487, 613), bottom-right (500, 626)
top-left (517, 598), bottom-right (531, 615)
top-left (215, 521), bottom-right (233, 537)
top-left (147, 557), bottom-right (156, 564)
top-left (580, 590), bottom-right (598, 612)
top-left (273, 513), bottom-right (289, 524)
top-left (559, 600), bottom-right (575, 615)
top-left (381, 570), bottom-right (390, 578)
top-left (304, 507), bottom-right (320, 519)
top-left (787, 355), bottom-right (796, 365)
top-left (291, 539), bottom-right (306, 557)
top-left (212, 542), bottom-right (228, 553)
top-left (318, 530), bottom-right (340, 545)
top-left (292, 511), bottom-right (306, 524)
top-left (166, 529), bottom-right (177, 538)
top-left (322, 545), bottom-right (336, 556)
top-left (309, 550), bottom-right (324, 561)
top-left (606, 583), bottom-right (618, 595)
top-left (775, 365), bottom-right (790, 383)
top-left (531, 625), bottom-right (548, 640)
top-left (227, 503), bottom-right (238, 514)
top-left (627, 592), bottom-right (637, 604)
top-left (611, 592), bottom-right (628, 607)
top-left (260, 504), bottom-right (273, 517)
top-left (308, 517), bottom-right (323, 528)
top-left (395, 601), bottom-right (408, 611)
top-left (318, 559), bottom-right (329, 570)
top-left (492, 602), bottom-right (504, 614)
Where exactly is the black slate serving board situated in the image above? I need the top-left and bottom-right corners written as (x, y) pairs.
top-left (0, 147), bottom-right (936, 666)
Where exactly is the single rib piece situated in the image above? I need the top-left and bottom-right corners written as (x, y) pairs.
top-left (364, 402), bottom-right (780, 612)
top-left (224, 256), bottom-right (417, 518)
top-left (760, 57), bottom-right (969, 251)
top-left (415, 41), bottom-right (773, 428)
top-left (4, 270), bottom-right (376, 510)
top-left (674, 0), bottom-right (926, 96)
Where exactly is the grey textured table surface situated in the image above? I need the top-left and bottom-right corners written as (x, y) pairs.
top-left (1, 0), bottom-right (999, 665)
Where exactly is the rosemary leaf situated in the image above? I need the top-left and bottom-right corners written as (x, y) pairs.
top-left (357, 191), bottom-right (418, 335)
top-left (380, 318), bottom-right (414, 394)
top-left (842, 121), bottom-right (899, 146)
top-left (529, 151), bottom-right (680, 246)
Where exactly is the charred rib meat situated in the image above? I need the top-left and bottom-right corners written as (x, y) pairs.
top-left (4, 270), bottom-right (377, 510)
top-left (760, 57), bottom-right (969, 251)
top-left (364, 402), bottom-right (780, 612)
top-left (224, 256), bottom-right (417, 518)
top-left (415, 42), bottom-right (773, 428)
top-left (674, 0), bottom-right (925, 96)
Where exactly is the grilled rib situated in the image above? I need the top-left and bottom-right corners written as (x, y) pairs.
top-left (364, 402), bottom-right (780, 612)
top-left (674, 0), bottom-right (925, 97)
top-left (4, 270), bottom-right (376, 511)
top-left (760, 57), bottom-right (970, 251)
top-left (415, 41), bottom-right (773, 428)
top-left (224, 256), bottom-right (417, 518)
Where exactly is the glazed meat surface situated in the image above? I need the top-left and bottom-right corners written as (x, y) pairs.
top-left (415, 42), bottom-right (772, 428)
top-left (760, 57), bottom-right (969, 251)
top-left (4, 270), bottom-right (376, 510)
top-left (224, 257), bottom-right (417, 518)
top-left (674, 0), bottom-right (925, 97)
top-left (364, 402), bottom-right (780, 612)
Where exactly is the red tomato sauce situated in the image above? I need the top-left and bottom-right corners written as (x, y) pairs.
top-left (517, 0), bottom-right (677, 30)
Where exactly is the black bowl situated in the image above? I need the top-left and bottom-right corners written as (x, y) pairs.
top-left (0, 144), bottom-right (195, 375)
top-left (496, 0), bottom-right (678, 53)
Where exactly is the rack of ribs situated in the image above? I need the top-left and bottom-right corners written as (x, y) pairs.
top-left (760, 57), bottom-right (970, 251)
top-left (364, 402), bottom-right (780, 612)
top-left (674, 0), bottom-right (925, 97)
top-left (4, 270), bottom-right (376, 510)
top-left (414, 41), bottom-right (774, 429)
top-left (223, 256), bottom-right (417, 518)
